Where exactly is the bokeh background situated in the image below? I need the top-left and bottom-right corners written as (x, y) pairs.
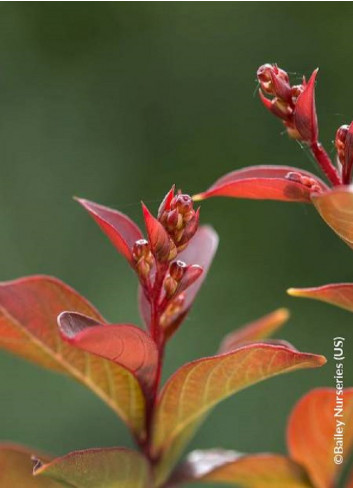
top-left (1, 2), bottom-right (353, 484)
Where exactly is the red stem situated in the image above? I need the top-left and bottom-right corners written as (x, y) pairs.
top-left (142, 262), bottom-right (168, 463)
top-left (310, 141), bottom-right (342, 186)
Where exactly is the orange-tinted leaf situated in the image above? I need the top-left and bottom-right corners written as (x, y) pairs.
top-left (0, 276), bottom-right (146, 438)
top-left (151, 343), bottom-right (326, 485)
top-left (0, 444), bottom-right (62, 488)
top-left (312, 186), bottom-right (353, 249)
top-left (58, 312), bottom-right (158, 397)
top-left (76, 198), bottom-right (143, 265)
top-left (219, 308), bottom-right (290, 353)
top-left (173, 449), bottom-right (312, 488)
top-left (287, 388), bottom-right (353, 488)
top-left (288, 283), bottom-right (353, 312)
top-left (294, 69), bottom-right (318, 142)
top-left (192, 165), bottom-right (328, 202)
top-left (34, 447), bottom-right (151, 488)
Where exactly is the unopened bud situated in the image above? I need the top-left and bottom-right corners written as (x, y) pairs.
top-left (136, 260), bottom-right (151, 278)
top-left (171, 194), bottom-right (193, 214)
top-left (166, 208), bottom-right (180, 230)
top-left (169, 260), bottom-right (187, 281)
top-left (132, 239), bottom-right (150, 261)
top-left (285, 171), bottom-right (321, 192)
top-left (176, 208), bottom-right (200, 248)
top-left (132, 239), bottom-right (153, 278)
top-left (335, 125), bottom-right (349, 166)
top-left (335, 121), bottom-right (353, 184)
top-left (160, 294), bottom-right (185, 328)
top-left (257, 64), bottom-right (291, 101)
top-left (164, 275), bottom-right (178, 297)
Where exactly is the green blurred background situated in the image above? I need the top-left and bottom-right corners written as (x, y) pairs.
top-left (1, 1), bottom-right (353, 481)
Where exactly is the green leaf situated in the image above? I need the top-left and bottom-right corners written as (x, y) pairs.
top-left (0, 444), bottom-right (63, 488)
top-left (33, 448), bottom-right (151, 488)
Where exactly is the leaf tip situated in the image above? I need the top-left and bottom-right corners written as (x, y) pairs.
top-left (317, 354), bottom-right (327, 366)
top-left (192, 193), bottom-right (204, 202)
top-left (31, 456), bottom-right (44, 475)
top-left (275, 307), bottom-right (290, 322)
top-left (287, 287), bottom-right (302, 297)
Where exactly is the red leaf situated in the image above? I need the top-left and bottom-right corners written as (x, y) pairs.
top-left (192, 165), bottom-right (328, 202)
top-left (287, 388), bottom-right (353, 488)
top-left (218, 308), bottom-right (290, 353)
top-left (58, 312), bottom-right (158, 397)
top-left (142, 202), bottom-right (173, 261)
top-left (76, 198), bottom-right (143, 265)
top-left (171, 449), bottom-right (311, 488)
top-left (157, 185), bottom-right (175, 218)
top-left (288, 283), bottom-right (353, 312)
top-left (294, 69), bottom-right (319, 142)
top-left (311, 186), bottom-right (353, 249)
top-left (33, 447), bottom-right (151, 488)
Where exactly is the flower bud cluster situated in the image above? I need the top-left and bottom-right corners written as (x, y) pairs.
top-left (159, 190), bottom-right (199, 251)
top-left (257, 63), bottom-right (316, 142)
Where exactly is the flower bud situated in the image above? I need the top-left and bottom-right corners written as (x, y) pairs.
top-left (160, 293), bottom-right (185, 328)
top-left (132, 239), bottom-right (154, 279)
top-left (285, 171), bottom-right (321, 193)
top-left (335, 125), bottom-right (349, 166)
top-left (132, 239), bottom-right (150, 261)
top-left (171, 194), bottom-right (193, 214)
top-left (258, 63), bottom-right (318, 144)
top-left (335, 122), bottom-right (353, 184)
top-left (169, 260), bottom-right (187, 281)
top-left (257, 64), bottom-right (291, 101)
top-left (164, 275), bottom-right (178, 298)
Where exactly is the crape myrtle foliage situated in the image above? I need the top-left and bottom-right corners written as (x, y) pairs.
top-left (0, 185), bottom-right (327, 488)
top-left (174, 388), bottom-right (353, 488)
top-left (194, 63), bottom-right (353, 250)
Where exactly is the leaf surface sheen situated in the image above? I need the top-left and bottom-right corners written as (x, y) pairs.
top-left (193, 165), bottom-right (328, 202)
top-left (152, 343), bottom-right (326, 484)
top-left (288, 283), bottom-right (353, 312)
top-left (76, 198), bottom-right (143, 265)
top-left (0, 276), bottom-right (146, 438)
top-left (58, 311), bottom-right (158, 396)
top-left (0, 444), bottom-right (62, 488)
top-left (34, 447), bottom-right (151, 488)
top-left (287, 388), bottom-right (353, 488)
top-left (312, 186), bottom-right (353, 249)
